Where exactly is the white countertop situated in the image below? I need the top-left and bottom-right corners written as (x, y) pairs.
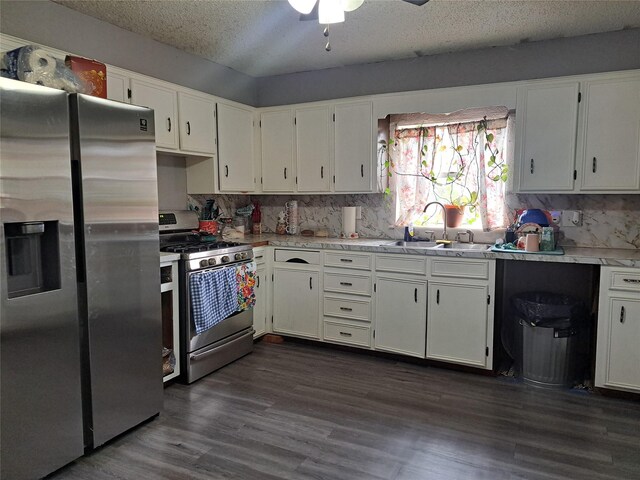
top-left (236, 234), bottom-right (640, 268)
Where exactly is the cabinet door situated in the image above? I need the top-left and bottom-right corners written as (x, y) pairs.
top-left (106, 69), bottom-right (129, 103)
top-left (296, 105), bottom-right (331, 192)
top-left (178, 92), bottom-right (216, 154)
top-left (253, 264), bottom-right (267, 337)
top-left (261, 109), bottom-right (295, 192)
top-left (580, 76), bottom-right (640, 191)
top-left (602, 298), bottom-right (640, 390)
top-left (217, 103), bottom-right (255, 192)
top-left (273, 268), bottom-right (319, 339)
top-left (334, 102), bottom-right (373, 192)
top-left (427, 282), bottom-right (489, 368)
top-left (517, 82), bottom-right (579, 192)
top-left (374, 275), bottom-right (426, 357)
top-left (130, 78), bottom-right (179, 150)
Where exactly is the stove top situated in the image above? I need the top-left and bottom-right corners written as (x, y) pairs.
top-left (161, 241), bottom-right (243, 254)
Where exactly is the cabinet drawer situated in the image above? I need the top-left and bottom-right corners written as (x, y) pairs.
top-left (376, 254), bottom-right (427, 275)
top-left (274, 249), bottom-right (320, 265)
top-left (253, 247), bottom-right (266, 265)
top-left (324, 296), bottom-right (371, 321)
top-left (323, 319), bottom-right (371, 347)
top-left (324, 271), bottom-right (372, 296)
top-left (324, 251), bottom-right (372, 270)
top-left (610, 270), bottom-right (640, 292)
top-left (430, 258), bottom-right (489, 279)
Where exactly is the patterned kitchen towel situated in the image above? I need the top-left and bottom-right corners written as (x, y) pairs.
top-left (189, 268), bottom-right (238, 335)
top-left (236, 261), bottom-right (257, 311)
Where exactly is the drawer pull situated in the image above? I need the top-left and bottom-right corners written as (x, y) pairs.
top-left (620, 306), bottom-right (625, 323)
top-left (623, 278), bottom-right (640, 284)
top-left (340, 258), bottom-right (353, 263)
top-left (339, 282), bottom-right (353, 286)
top-left (339, 331), bottom-right (352, 337)
top-left (339, 307), bottom-right (353, 312)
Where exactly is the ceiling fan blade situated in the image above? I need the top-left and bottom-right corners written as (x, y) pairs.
top-left (299, 2), bottom-right (319, 21)
top-left (402, 0), bottom-right (430, 5)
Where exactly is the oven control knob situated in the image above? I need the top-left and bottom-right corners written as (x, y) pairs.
top-left (234, 253), bottom-right (242, 260)
top-left (208, 258), bottom-right (216, 265)
top-left (221, 256), bottom-right (229, 263)
top-left (199, 259), bottom-right (208, 267)
top-left (241, 252), bottom-right (248, 259)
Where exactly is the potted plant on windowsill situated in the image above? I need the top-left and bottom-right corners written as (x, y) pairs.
top-left (378, 115), bottom-right (507, 228)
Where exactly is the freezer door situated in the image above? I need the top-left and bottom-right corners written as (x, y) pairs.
top-left (72, 94), bottom-right (162, 447)
top-left (0, 79), bottom-right (84, 478)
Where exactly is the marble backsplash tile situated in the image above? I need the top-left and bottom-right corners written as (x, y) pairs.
top-left (187, 193), bottom-right (640, 249)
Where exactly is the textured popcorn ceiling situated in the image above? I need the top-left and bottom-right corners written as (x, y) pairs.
top-left (54, 0), bottom-right (640, 77)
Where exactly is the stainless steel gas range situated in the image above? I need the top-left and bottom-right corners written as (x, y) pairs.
top-left (159, 210), bottom-right (254, 383)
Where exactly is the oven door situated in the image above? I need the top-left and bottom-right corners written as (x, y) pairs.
top-left (184, 263), bottom-right (254, 353)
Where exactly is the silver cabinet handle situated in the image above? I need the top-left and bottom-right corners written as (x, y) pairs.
top-left (340, 258), bottom-right (353, 263)
top-left (167, 117), bottom-right (172, 132)
top-left (187, 121), bottom-right (191, 135)
top-left (340, 307), bottom-right (353, 312)
top-left (620, 306), bottom-right (625, 323)
top-left (530, 158), bottom-right (534, 174)
top-left (623, 278), bottom-right (640, 284)
top-left (339, 331), bottom-right (352, 337)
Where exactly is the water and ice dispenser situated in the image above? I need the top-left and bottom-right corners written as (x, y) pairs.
top-left (4, 221), bottom-right (61, 298)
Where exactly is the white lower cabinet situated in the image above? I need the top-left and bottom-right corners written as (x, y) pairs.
top-left (322, 251), bottom-right (373, 348)
top-left (253, 249), bottom-right (269, 338)
top-left (427, 282), bottom-right (490, 368)
top-left (427, 258), bottom-right (495, 370)
top-left (374, 274), bottom-right (427, 358)
top-left (273, 266), bottom-right (320, 339)
top-left (595, 267), bottom-right (640, 393)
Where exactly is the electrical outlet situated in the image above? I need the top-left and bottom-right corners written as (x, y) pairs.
top-left (549, 210), bottom-right (562, 224)
top-left (561, 210), bottom-right (583, 227)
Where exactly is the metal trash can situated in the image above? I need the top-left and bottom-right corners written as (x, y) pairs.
top-left (511, 292), bottom-right (585, 388)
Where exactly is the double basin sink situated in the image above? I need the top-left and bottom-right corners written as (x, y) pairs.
top-left (383, 240), bottom-right (491, 251)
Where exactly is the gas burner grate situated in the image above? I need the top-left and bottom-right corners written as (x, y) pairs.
top-left (161, 241), bottom-right (243, 254)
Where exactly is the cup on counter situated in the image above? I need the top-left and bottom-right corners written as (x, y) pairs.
top-left (525, 233), bottom-right (540, 252)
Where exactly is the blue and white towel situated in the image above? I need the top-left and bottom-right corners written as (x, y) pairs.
top-left (189, 268), bottom-right (238, 335)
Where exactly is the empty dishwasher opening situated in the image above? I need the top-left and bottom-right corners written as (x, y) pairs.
top-left (494, 260), bottom-right (600, 386)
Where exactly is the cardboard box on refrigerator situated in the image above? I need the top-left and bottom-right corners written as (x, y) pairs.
top-left (65, 55), bottom-right (107, 98)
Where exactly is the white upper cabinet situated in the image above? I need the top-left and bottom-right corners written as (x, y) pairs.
top-left (261, 109), bottom-right (296, 192)
top-left (217, 102), bottom-right (255, 192)
top-left (579, 74), bottom-right (640, 191)
top-left (130, 78), bottom-right (179, 150)
top-left (296, 105), bottom-right (331, 192)
top-left (177, 91), bottom-right (216, 155)
top-left (334, 101), bottom-right (373, 192)
top-left (106, 68), bottom-right (130, 103)
top-left (516, 81), bottom-right (579, 192)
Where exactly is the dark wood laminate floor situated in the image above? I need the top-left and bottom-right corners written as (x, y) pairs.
top-left (51, 341), bottom-right (640, 480)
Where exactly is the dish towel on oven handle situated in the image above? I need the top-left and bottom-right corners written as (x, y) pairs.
top-left (236, 261), bottom-right (257, 311)
top-left (189, 268), bottom-right (238, 335)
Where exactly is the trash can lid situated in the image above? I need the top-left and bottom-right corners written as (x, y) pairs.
top-left (511, 292), bottom-right (585, 325)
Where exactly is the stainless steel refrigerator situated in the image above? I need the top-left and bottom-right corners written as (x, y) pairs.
top-left (0, 78), bottom-right (162, 479)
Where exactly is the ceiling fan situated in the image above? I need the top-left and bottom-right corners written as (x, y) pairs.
top-left (289, 0), bottom-right (430, 24)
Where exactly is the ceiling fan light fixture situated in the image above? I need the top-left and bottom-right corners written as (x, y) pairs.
top-left (318, 0), bottom-right (345, 24)
top-left (288, 0), bottom-right (317, 15)
top-left (342, 0), bottom-right (364, 12)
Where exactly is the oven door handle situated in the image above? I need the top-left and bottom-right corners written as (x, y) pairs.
top-left (189, 329), bottom-right (252, 361)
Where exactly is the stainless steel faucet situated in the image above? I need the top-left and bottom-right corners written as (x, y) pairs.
top-left (423, 201), bottom-right (448, 240)
top-left (455, 230), bottom-right (474, 243)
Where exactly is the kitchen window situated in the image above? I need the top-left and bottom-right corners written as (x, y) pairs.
top-left (388, 107), bottom-right (511, 230)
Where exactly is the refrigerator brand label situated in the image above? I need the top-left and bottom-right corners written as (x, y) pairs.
top-left (139, 118), bottom-right (148, 131)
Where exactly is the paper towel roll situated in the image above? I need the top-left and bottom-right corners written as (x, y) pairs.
top-left (342, 207), bottom-right (357, 236)
top-left (25, 49), bottom-right (57, 76)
